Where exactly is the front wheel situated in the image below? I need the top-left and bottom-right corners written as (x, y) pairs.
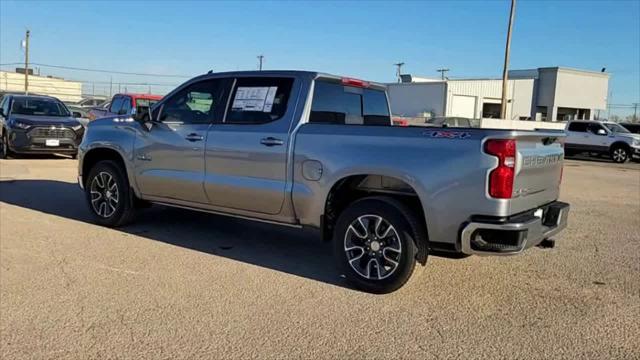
top-left (334, 196), bottom-right (423, 293)
top-left (610, 146), bottom-right (629, 163)
top-left (85, 160), bottom-right (137, 227)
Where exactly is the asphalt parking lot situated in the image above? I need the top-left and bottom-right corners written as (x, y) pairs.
top-left (0, 157), bottom-right (639, 359)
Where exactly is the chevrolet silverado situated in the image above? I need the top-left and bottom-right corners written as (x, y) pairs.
top-left (78, 71), bottom-right (569, 293)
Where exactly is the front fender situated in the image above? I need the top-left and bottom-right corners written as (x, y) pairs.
top-left (79, 119), bottom-right (140, 195)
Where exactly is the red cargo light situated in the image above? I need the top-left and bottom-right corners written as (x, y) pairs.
top-left (341, 77), bottom-right (370, 88)
top-left (393, 117), bottom-right (409, 126)
top-left (485, 139), bottom-right (516, 199)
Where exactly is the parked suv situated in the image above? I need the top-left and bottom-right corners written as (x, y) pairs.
top-left (0, 94), bottom-right (84, 158)
top-left (565, 120), bottom-right (640, 163)
top-left (78, 71), bottom-right (569, 293)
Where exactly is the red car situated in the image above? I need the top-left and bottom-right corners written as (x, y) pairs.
top-left (88, 93), bottom-right (163, 120)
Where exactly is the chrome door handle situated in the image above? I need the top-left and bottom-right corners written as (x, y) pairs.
top-left (260, 137), bottom-right (284, 146)
top-left (185, 133), bottom-right (204, 142)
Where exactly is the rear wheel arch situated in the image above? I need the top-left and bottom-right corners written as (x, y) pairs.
top-left (323, 174), bottom-right (429, 265)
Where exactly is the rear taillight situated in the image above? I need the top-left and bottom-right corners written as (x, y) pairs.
top-left (485, 139), bottom-right (516, 199)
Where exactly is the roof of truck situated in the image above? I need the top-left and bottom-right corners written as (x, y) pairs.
top-left (191, 70), bottom-right (387, 90)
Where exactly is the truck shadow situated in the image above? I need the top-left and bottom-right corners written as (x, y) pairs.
top-left (0, 179), bottom-right (349, 288)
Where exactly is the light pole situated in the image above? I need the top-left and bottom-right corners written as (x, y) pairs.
top-left (500, 0), bottom-right (516, 120)
top-left (257, 55), bottom-right (264, 71)
top-left (394, 62), bottom-right (405, 83)
top-left (23, 29), bottom-right (30, 95)
top-left (437, 68), bottom-right (449, 80)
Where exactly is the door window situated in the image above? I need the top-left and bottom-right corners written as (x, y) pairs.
top-left (567, 122), bottom-right (588, 132)
top-left (225, 77), bottom-right (294, 124)
top-left (587, 123), bottom-right (606, 135)
top-left (159, 80), bottom-right (225, 124)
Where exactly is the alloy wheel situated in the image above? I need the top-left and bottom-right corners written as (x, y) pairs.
top-left (90, 171), bottom-right (119, 218)
top-left (344, 215), bottom-right (402, 280)
top-left (613, 148), bottom-right (627, 162)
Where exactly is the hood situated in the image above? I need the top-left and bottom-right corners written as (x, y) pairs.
top-left (615, 132), bottom-right (640, 141)
top-left (86, 115), bottom-right (137, 128)
top-left (11, 115), bottom-right (81, 127)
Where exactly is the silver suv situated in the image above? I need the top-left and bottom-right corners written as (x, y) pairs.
top-left (565, 120), bottom-right (640, 163)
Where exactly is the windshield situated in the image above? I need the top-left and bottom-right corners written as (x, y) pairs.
top-left (11, 98), bottom-right (71, 117)
top-left (604, 123), bottom-right (630, 133)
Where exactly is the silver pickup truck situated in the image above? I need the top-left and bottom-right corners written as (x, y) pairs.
top-left (78, 71), bottom-right (569, 293)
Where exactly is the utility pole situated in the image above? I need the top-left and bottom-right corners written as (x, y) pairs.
top-left (633, 103), bottom-right (639, 122)
top-left (393, 62), bottom-right (405, 83)
top-left (500, 0), bottom-right (516, 120)
top-left (257, 55), bottom-right (264, 71)
top-left (436, 68), bottom-right (450, 80)
top-left (24, 29), bottom-right (30, 95)
top-left (109, 77), bottom-right (113, 97)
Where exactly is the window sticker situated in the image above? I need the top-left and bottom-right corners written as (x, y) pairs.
top-left (232, 86), bottom-right (278, 112)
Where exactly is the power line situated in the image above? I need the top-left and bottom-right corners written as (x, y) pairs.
top-left (1, 62), bottom-right (192, 78)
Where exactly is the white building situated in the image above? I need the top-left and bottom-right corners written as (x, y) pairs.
top-left (0, 70), bottom-right (83, 103)
top-left (388, 67), bottom-right (609, 122)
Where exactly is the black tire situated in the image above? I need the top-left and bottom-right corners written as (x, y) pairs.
top-left (610, 145), bottom-right (629, 163)
top-left (84, 160), bottom-right (137, 227)
top-left (333, 196), bottom-right (425, 294)
top-left (1, 133), bottom-right (10, 159)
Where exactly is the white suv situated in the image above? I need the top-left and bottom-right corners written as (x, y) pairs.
top-left (565, 120), bottom-right (640, 163)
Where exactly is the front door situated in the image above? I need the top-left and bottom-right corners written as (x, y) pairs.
top-left (204, 76), bottom-right (298, 214)
top-left (134, 78), bottom-right (229, 204)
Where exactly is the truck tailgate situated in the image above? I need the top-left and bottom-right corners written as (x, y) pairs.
top-left (508, 132), bottom-right (564, 214)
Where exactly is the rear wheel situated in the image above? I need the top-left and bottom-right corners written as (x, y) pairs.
top-left (85, 160), bottom-right (137, 227)
top-left (334, 196), bottom-right (423, 293)
top-left (610, 145), bottom-right (629, 163)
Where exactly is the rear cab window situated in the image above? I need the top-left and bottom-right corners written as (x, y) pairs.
top-left (110, 96), bottom-right (124, 114)
top-left (225, 77), bottom-right (294, 124)
top-left (310, 79), bottom-right (390, 126)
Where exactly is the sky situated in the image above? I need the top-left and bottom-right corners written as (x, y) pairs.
top-left (1, 0), bottom-right (639, 115)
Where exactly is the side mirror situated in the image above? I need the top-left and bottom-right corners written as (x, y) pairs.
top-left (597, 129), bottom-right (607, 136)
top-left (72, 111), bottom-right (83, 118)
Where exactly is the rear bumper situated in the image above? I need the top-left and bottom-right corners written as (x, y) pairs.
top-left (460, 201), bottom-right (570, 256)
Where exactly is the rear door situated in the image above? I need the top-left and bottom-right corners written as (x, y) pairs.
top-left (565, 121), bottom-right (589, 150)
top-left (203, 76), bottom-right (298, 214)
top-left (134, 78), bottom-right (230, 204)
